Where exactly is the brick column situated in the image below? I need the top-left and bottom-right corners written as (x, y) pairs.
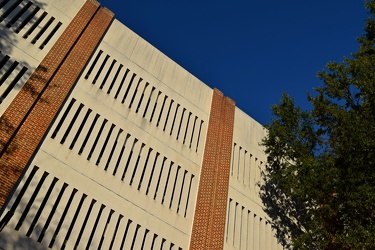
top-left (190, 88), bottom-right (235, 250)
top-left (0, 1), bottom-right (114, 208)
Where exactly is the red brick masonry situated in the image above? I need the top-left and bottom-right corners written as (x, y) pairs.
top-left (0, 0), bottom-right (114, 208)
top-left (190, 88), bottom-right (235, 250)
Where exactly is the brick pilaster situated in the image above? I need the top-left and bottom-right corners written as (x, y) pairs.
top-left (190, 88), bottom-right (235, 250)
top-left (0, 1), bottom-right (114, 208)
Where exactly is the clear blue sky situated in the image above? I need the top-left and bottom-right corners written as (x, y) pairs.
top-left (99, 0), bottom-right (368, 125)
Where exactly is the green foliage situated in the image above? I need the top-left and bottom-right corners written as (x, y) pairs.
top-left (261, 1), bottom-right (375, 249)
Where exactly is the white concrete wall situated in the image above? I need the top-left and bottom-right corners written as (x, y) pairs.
top-left (0, 18), bottom-right (213, 249)
top-left (224, 107), bottom-right (282, 250)
top-left (0, 0), bottom-right (85, 115)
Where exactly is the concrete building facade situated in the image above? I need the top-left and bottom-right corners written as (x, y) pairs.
top-left (0, 0), bottom-right (282, 249)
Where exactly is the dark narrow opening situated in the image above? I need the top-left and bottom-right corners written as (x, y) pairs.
top-left (150, 234), bottom-right (158, 249)
top-left (79, 113), bottom-right (100, 155)
top-left (176, 107), bottom-right (186, 139)
top-left (120, 219), bottom-right (132, 250)
top-left (161, 161), bottom-right (173, 204)
top-left (163, 99), bottom-right (174, 131)
top-left (0, 0), bottom-right (12, 9)
top-left (87, 118), bottom-right (108, 161)
top-left (109, 214), bottom-right (123, 250)
top-left (61, 194), bottom-right (87, 250)
top-left (23, 11), bottom-right (47, 39)
top-left (113, 133), bottom-right (130, 176)
top-left (114, 68), bottom-right (129, 99)
top-left (38, 182), bottom-right (68, 243)
top-left (15, 171), bottom-right (49, 231)
top-left (26, 177), bottom-right (58, 237)
top-left (100, 59), bottom-right (116, 89)
top-left (130, 143), bottom-right (145, 185)
top-left (183, 112), bottom-right (192, 144)
top-left (184, 174), bottom-right (194, 218)
top-left (0, 66), bottom-right (28, 104)
top-left (49, 188), bottom-right (78, 248)
top-left (85, 204), bottom-right (106, 250)
top-left (93, 54), bottom-right (110, 84)
top-left (176, 170), bottom-right (187, 214)
top-left (140, 229), bottom-right (149, 250)
top-left (149, 91), bottom-right (161, 122)
top-left (40, 21), bottom-right (62, 49)
top-left (130, 224), bottom-right (141, 250)
top-left (96, 123), bottom-right (116, 166)
top-left (60, 103), bottom-right (84, 144)
top-left (121, 73), bottom-right (136, 104)
top-left (169, 104), bottom-right (180, 136)
top-left (143, 86), bottom-right (155, 118)
top-left (98, 209), bottom-right (114, 250)
top-left (104, 128), bottom-right (123, 171)
top-left (69, 108), bottom-right (92, 150)
top-left (6, 1), bottom-right (32, 28)
top-left (0, 0), bottom-right (22, 22)
top-left (51, 98), bottom-right (76, 139)
top-left (0, 60), bottom-right (19, 87)
top-left (0, 55), bottom-right (10, 70)
top-left (156, 95), bottom-right (167, 126)
top-left (31, 16), bottom-right (55, 44)
top-left (137, 147), bottom-right (152, 190)
top-left (129, 78), bottom-right (143, 109)
top-left (136, 82), bottom-right (149, 113)
top-left (146, 152), bottom-right (160, 195)
top-left (107, 64), bottom-right (123, 94)
top-left (169, 166), bottom-right (180, 209)
top-left (15, 5), bottom-right (40, 34)
top-left (121, 138), bottom-right (138, 181)
top-left (153, 157), bottom-right (167, 200)
top-left (85, 50), bottom-right (103, 79)
top-left (73, 199), bottom-right (97, 250)
top-left (196, 120), bottom-right (204, 152)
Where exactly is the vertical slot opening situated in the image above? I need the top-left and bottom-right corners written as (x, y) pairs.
top-left (23, 11), bottom-right (47, 39)
top-left (156, 95), bottom-right (167, 126)
top-left (130, 224), bottom-right (141, 250)
top-left (233, 202), bottom-right (238, 245)
top-left (0, 55), bottom-right (10, 70)
top-left (96, 123), bottom-right (116, 166)
top-left (196, 120), bottom-right (204, 152)
top-left (137, 147), bottom-right (152, 190)
top-left (60, 103), bottom-right (84, 144)
top-left (93, 54), bottom-right (110, 84)
top-left (149, 91), bottom-right (161, 122)
top-left (176, 170), bottom-right (187, 213)
top-left (87, 118), bottom-right (108, 161)
top-left (79, 113), bottom-right (100, 155)
top-left (169, 104), bottom-right (180, 135)
top-left (85, 50), bottom-right (103, 79)
top-left (238, 146), bottom-right (242, 180)
top-left (31, 16), bottom-right (55, 44)
top-left (0, 66), bottom-right (27, 104)
top-left (121, 73), bottom-right (136, 103)
top-left (226, 198), bottom-right (232, 242)
top-left (39, 21), bottom-right (62, 49)
top-left (15, 171), bottom-right (49, 231)
top-left (189, 116), bottom-right (197, 149)
top-left (51, 98), bottom-right (76, 139)
top-left (73, 199), bottom-right (97, 249)
top-left (136, 82), bottom-right (149, 113)
top-left (15, 5), bottom-right (40, 33)
top-left (183, 112), bottom-right (192, 144)
top-left (140, 229), bottom-right (149, 249)
top-left (113, 133), bottom-right (130, 176)
top-left (150, 234), bottom-right (158, 249)
top-left (109, 214), bottom-right (123, 250)
top-left (100, 59), bottom-right (116, 89)
top-left (121, 138), bottom-right (138, 181)
top-left (130, 143), bottom-right (145, 185)
top-left (161, 161), bottom-right (173, 204)
top-left (153, 157), bottom-right (167, 200)
top-left (176, 107), bottom-right (186, 139)
top-left (26, 177), bottom-right (58, 237)
top-left (146, 152), bottom-right (160, 195)
top-left (38, 182), bottom-right (68, 243)
top-left (107, 64), bottom-right (123, 94)
top-left (163, 99), bottom-right (174, 131)
top-left (104, 128), bottom-right (123, 171)
top-left (184, 174), bottom-right (194, 218)
top-left (114, 68), bottom-right (129, 99)
top-left (120, 219), bottom-right (132, 250)
top-left (98, 209), bottom-right (114, 250)
top-left (0, 0), bottom-right (22, 22)
top-left (6, 1), bottom-right (32, 28)
top-left (85, 204), bottom-right (106, 250)
top-left (0, 60), bottom-right (19, 87)
top-left (70, 108), bottom-right (92, 150)
top-left (61, 194), bottom-right (87, 250)
top-left (169, 166), bottom-right (180, 209)
top-left (48, 188), bottom-right (78, 248)
top-left (143, 86), bottom-right (155, 117)
top-left (129, 77), bottom-right (142, 108)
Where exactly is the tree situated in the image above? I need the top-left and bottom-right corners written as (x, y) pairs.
top-left (261, 1), bottom-right (375, 249)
